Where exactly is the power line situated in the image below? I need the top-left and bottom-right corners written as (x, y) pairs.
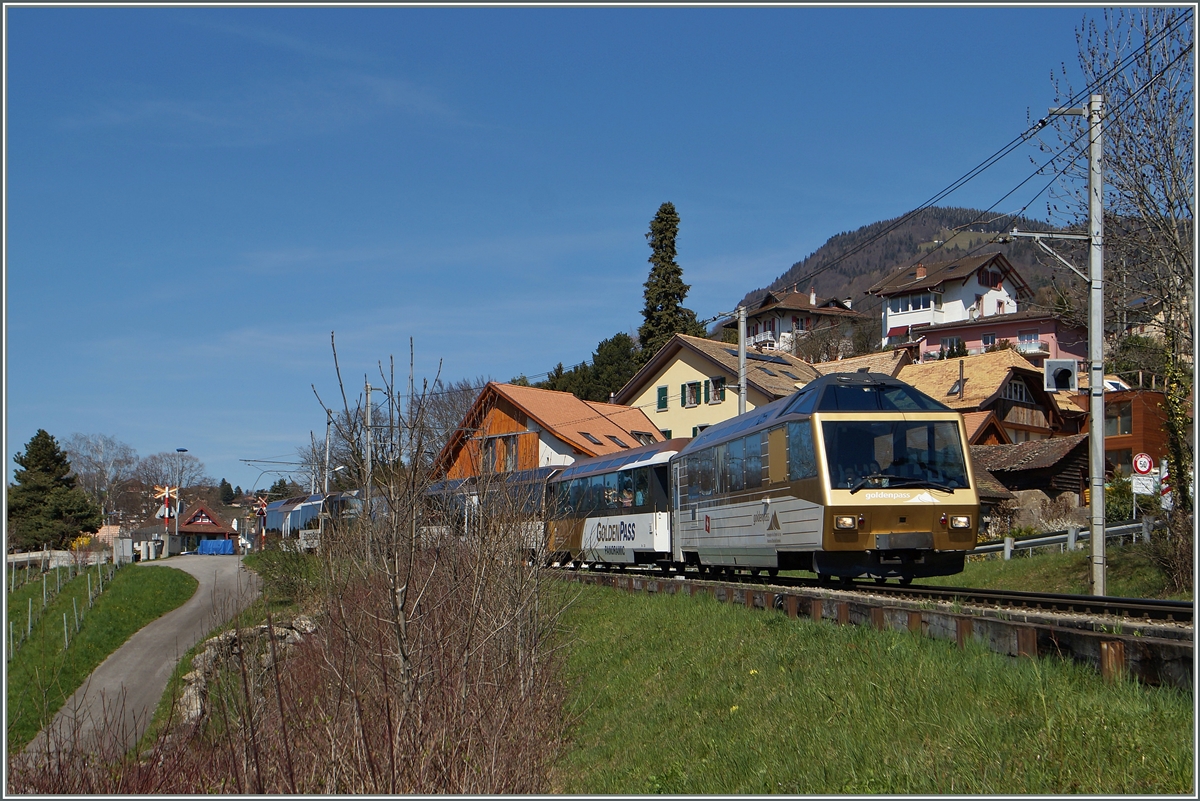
top-left (746, 12), bottom-right (1191, 298)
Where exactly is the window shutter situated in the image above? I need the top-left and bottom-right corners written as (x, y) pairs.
top-left (681, 384), bottom-right (686, 406)
top-left (657, 386), bottom-right (668, 411)
top-left (716, 378), bottom-right (725, 401)
top-left (703, 380), bottom-right (710, 404)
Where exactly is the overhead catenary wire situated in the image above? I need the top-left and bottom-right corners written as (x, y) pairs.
top-left (289, 14), bottom-right (1190, 443)
top-left (753, 11), bottom-right (1191, 296)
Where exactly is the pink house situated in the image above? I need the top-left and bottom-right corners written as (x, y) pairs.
top-left (915, 310), bottom-right (1088, 367)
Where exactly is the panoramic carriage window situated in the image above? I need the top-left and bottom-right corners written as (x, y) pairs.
top-left (786, 422), bottom-right (818, 481)
top-left (632, 467), bottom-right (651, 507)
top-left (697, 449), bottom-right (715, 497)
top-left (725, 438), bottom-right (745, 493)
top-left (744, 433), bottom-right (763, 489)
top-left (602, 472), bottom-right (619, 509)
top-left (617, 470), bottom-right (635, 506)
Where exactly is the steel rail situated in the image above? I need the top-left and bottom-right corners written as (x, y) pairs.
top-left (758, 575), bottom-right (1194, 624)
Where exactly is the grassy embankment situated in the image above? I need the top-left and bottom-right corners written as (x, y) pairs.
top-left (5, 562), bottom-right (197, 754)
top-left (919, 541), bottom-right (1191, 599)
top-left (550, 580), bottom-right (1193, 794)
top-left (135, 549), bottom-right (301, 753)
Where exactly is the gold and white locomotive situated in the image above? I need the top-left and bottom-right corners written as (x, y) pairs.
top-left (671, 371), bottom-right (979, 583)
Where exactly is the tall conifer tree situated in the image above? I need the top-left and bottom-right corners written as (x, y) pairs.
top-left (636, 202), bottom-right (707, 364)
top-left (7, 429), bottom-right (102, 550)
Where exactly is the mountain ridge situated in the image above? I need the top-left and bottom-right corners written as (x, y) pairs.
top-left (734, 206), bottom-right (1063, 314)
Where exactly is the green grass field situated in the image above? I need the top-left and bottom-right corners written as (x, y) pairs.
top-left (775, 541), bottom-right (1187, 600)
top-left (550, 582), bottom-right (1193, 794)
top-left (5, 563), bottom-right (197, 754)
top-left (918, 542), bottom-right (1188, 599)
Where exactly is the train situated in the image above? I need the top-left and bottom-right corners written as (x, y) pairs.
top-left (437, 372), bottom-right (980, 584)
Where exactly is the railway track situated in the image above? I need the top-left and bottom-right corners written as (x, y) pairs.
top-left (559, 564), bottom-right (1193, 625)
top-left (560, 566), bottom-right (1193, 690)
top-left (758, 575), bottom-right (1194, 625)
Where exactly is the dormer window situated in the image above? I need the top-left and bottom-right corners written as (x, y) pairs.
top-left (580, 432), bottom-right (603, 445)
top-left (1002, 378), bottom-right (1032, 404)
top-left (948, 378), bottom-right (966, 396)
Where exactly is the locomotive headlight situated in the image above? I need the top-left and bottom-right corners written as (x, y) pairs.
top-left (834, 515), bottom-right (857, 530)
top-left (949, 515), bottom-right (971, 529)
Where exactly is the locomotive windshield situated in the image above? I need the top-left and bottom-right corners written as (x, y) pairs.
top-left (822, 419), bottom-right (969, 492)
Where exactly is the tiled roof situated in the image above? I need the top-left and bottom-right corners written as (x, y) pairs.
top-left (896, 348), bottom-right (1043, 411)
top-left (961, 410), bottom-right (1011, 444)
top-left (489, 383), bottom-right (663, 457)
top-left (615, 334), bottom-right (820, 404)
top-left (719, 291), bottom-right (865, 329)
top-left (177, 502), bottom-right (236, 535)
top-left (971, 433), bottom-right (1089, 473)
top-left (866, 252), bottom-right (1031, 299)
top-left (813, 349), bottom-right (912, 377)
top-left (970, 463), bottom-right (1016, 501)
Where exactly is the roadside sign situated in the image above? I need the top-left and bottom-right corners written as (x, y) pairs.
top-left (1132, 475), bottom-right (1155, 496)
top-left (1133, 452), bottom-right (1154, 475)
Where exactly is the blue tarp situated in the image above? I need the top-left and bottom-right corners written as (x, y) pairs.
top-left (197, 538), bottom-right (234, 555)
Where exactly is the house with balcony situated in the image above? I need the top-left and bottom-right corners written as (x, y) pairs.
top-left (613, 333), bottom-right (820, 439)
top-left (914, 310), bottom-right (1088, 367)
top-left (721, 286), bottom-right (866, 357)
top-left (866, 252), bottom-right (1033, 349)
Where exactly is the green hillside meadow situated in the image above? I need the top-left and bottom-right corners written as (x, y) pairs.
top-left (549, 581), bottom-right (1193, 794)
top-left (6, 563), bottom-right (197, 754)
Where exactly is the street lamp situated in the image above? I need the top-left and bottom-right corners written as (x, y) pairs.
top-left (175, 448), bottom-right (188, 551)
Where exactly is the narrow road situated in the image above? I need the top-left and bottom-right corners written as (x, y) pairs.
top-left (23, 555), bottom-right (261, 761)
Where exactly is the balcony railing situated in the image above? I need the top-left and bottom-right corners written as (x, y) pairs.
top-left (1015, 339), bottom-right (1050, 355)
top-left (748, 332), bottom-right (777, 349)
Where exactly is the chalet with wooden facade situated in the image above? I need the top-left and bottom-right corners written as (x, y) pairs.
top-left (1068, 389), bottom-right (1169, 477)
top-left (896, 348), bottom-right (1067, 443)
top-left (972, 433), bottom-right (1090, 507)
top-left (432, 383), bottom-right (663, 481)
top-left (612, 333), bottom-right (820, 440)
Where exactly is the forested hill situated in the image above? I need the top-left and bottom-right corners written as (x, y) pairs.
top-left (736, 207), bottom-right (1063, 313)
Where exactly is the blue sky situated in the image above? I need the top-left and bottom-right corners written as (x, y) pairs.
top-left (5, 5), bottom-right (1095, 492)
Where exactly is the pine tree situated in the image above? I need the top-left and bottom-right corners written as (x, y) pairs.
top-left (219, 478), bottom-right (235, 504)
top-left (7, 429), bottom-right (102, 551)
top-left (636, 202), bottom-right (707, 365)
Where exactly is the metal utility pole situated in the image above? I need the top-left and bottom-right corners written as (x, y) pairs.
top-left (1007, 94), bottom-right (1106, 595)
top-left (737, 305), bottom-right (747, 415)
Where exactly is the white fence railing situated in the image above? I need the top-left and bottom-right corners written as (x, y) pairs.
top-left (974, 519), bottom-right (1162, 560)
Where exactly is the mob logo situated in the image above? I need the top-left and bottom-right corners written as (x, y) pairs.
top-left (704, 515), bottom-right (710, 533)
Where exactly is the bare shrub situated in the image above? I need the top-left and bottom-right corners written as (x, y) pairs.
top-left (9, 339), bottom-right (572, 794)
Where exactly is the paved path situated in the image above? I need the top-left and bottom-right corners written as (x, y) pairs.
top-left (23, 555), bottom-right (261, 760)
